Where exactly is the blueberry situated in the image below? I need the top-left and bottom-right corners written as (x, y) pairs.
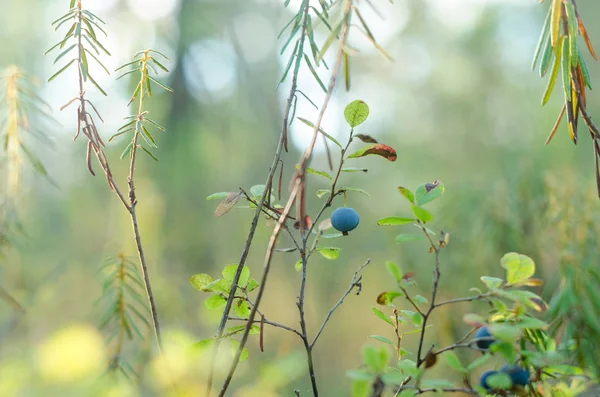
top-left (475, 326), bottom-right (495, 350)
top-left (330, 207), bottom-right (360, 235)
top-left (480, 370), bottom-right (497, 390)
top-left (501, 365), bottom-right (530, 387)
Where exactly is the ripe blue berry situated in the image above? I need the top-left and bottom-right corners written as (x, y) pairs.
top-left (480, 370), bottom-right (497, 390)
top-left (330, 207), bottom-right (360, 235)
top-left (501, 365), bottom-right (530, 387)
top-left (475, 326), bottom-right (495, 350)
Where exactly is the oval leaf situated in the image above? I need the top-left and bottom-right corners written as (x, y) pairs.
top-left (344, 100), bottom-right (370, 127)
top-left (377, 217), bottom-right (414, 226)
top-left (348, 144), bottom-right (397, 162)
top-left (410, 205), bottom-right (433, 223)
top-left (500, 252), bottom-right (535, 285)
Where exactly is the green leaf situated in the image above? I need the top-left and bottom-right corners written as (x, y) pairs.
top-left (396, 234), bottom-right (424, 243)
top-left (193, 337), bottom-right (215, 352)
top-left (299, 165), bottom-right (332, 180)
top-left (579, 50), bottom-right (593, 89)
top-left (320, 232), bottom-right (343, 239)
top-left (341, 167), bottom-right (368, 173)
top-left (316, 189), bottom-right (330, 198)
top-left (410, 312), bottom-right (423, 327)
top-left (561, 38), bottom-right (572, 101)
top-left (414, 182), bottom-right (444, 206)
top-left (47, 59), bottom-right (76, 82)
top-left (148, 76), bottom-right (173, 92)
top-left (297, 117), bottom-right (342, 148)
top-left (250, 184), bottom-right (266, 199)
top-left (414, 295), bottom-right (428, 304)
top-left (338, 187), bottom-right (371, 198)
top-left (488, 323), bottom-right (521, 343)
top-left (303, 54), bottom-right (326, 92)
top-left (538, 31), bottom-right (553, 77)
top-left (487, 372), bottom-right (512, 389)
top-left (372, 307), bottom-right (394, 326)
top-left (246, 278), bottom-right (259, 292)
top-left (362, 345), bottom-right (387, 373)
top-left (377, 217), bottom-right (414, 226)
top-left (206, 192), bottom-right (230, 200)
top-left (204, 294), bottom-right (226, 310)
top-left (385, 261), bottom-right (402, 283)
top-left (294, 259), bottom-right (303, 272)
top-left (347, 369), bottom-right (373, 381)
top-left (397, 187), bottom-right (415, 203)
top-left (189, 273), bottom-right (214, 291)
top-left (381, 371), bottom-right (408, 385)
top-left (466, 353), bottom-right (491, 372)
top-left (120, 142), bottom-right (134, 159)
top-left (368, 335), bottom-right (393, 345)
top-left (531, 6), bottom-right (552, 70)
top-left (500, 252), bottom-right (535, 285)
top-left (347, 144), bottom-right (397, 162)
top-left (229, 339), bottom-right (249, 362)
top-left (410, 205), bottom-right (433, 223)
top-left (140, 125), bottom-right (158, 148)
top-left (480, 276), bottom-right (504, 289)
top-left (222, 264), bottom-right (250, 288)
top-left (397, 360), bottom-right (420, 377)
top-left (444, 352), bottom-right (464, 372)
top-left (564, 0), bottom-right (578, 67)
top-left (376, 291), bottom-right (403, 306)
top-left (542, 35), bottom-right (563, 106)
top-left (233, 299), bottom-right (251, 318)
top-left (87, 72), bottom-right (107, 96)
top-left (316, 247), bottom-right (341, 260)
top-left (344, 100), bottom-right (370, 127)
top-left (515, 317), bottom-right (548, 330)
top-left (351, 379), bottom-right (370, 397)
top-left (316, 19), bottom-right (342, 65)
top-left (53, 43), bottom-right (76, 65)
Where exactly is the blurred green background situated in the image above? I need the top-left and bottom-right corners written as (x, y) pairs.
top-left (1, 0), bottom-right (599, 395)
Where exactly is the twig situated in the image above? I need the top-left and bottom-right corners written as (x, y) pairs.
top-left (415, 221), bottom-right (441, 366)
top-left (433, 293), bottom-right (491, 308)
top-left (399, 286), bottom-right (425, 315)
top-left (218, 180), bottom-right (300, 397)
top-left (62, 4), bottom-right (162, 351)
top-left (205, 1), bottom-right (311, 393)
top-left (311, 259), bottom-right (370, 347)
top-left (227, 316), bottom-right (303, 338)
top-left (126, 52), bottom-right (162, 350)
top-left (217, 2), bottom-right (352, 394)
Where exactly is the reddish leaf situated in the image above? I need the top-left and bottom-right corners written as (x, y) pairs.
top-left (347, 144), bottom-right (397, 162)
top-left (355, 134), bottom-right (378, 143)
top-left (402, 272), bottom-right (415, 282)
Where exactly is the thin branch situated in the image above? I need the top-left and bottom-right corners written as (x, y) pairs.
top-left (298, 253), bottom-right (319, 396)
top-left (227, 316), bottom-right (303, 338)
top-left (205, 0), bottom-right (311, 392)
top-left (415, 220), bottom-right (440, 367)
top-left (399, 285), bottom-right (425, 316)
top-left (217, 2), bottom-right (352, 394)
top-left (310, 259), bottom-right (370, 347)
top-left (433, 293), bottom-right (492, 308)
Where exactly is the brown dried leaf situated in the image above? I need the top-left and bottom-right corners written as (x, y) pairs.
top-left (355, 134), bottom-right (378, 143)
top-left (214, 192), bottom-right (242, 217)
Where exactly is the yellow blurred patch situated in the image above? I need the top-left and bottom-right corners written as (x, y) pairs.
top-left (37, 324), bottom-right (107, 383)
